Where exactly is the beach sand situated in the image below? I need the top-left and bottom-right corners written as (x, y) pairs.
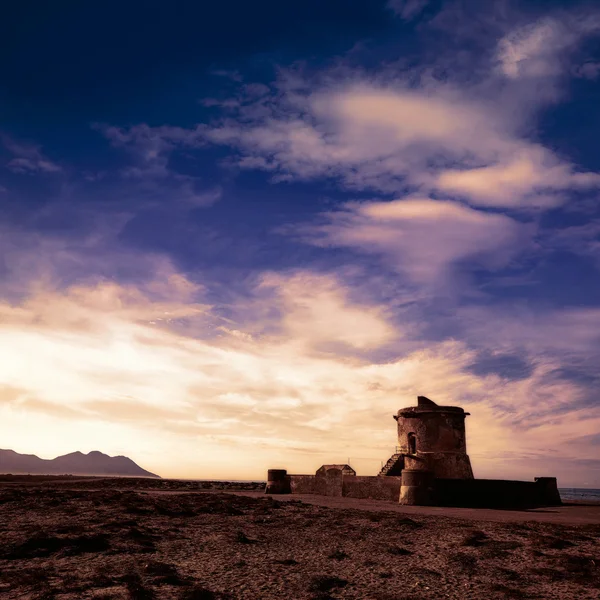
top-left (0, 478), bottom-right (598, 599)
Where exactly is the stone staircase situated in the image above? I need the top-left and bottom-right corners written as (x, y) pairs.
top-left (378, 453), bottom-right (404, 476)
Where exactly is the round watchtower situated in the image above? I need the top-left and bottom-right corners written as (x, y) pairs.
top-left (394, 395), bottom-right (474, 480)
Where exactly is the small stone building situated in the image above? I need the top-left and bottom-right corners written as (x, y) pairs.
top-left (316, 464), bottom-right (356, 477)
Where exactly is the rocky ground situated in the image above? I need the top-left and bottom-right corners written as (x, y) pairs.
top-left (0, 481), bottom-right (598, 599)
top-left (0, 475), bottom-right (265, 492)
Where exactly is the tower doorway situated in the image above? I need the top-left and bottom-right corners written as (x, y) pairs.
top-left (408, 432), bottom-right (416, 454)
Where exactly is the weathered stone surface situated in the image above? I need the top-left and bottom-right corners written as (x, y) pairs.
top-left (342, 475), bottom-right (401, 501)
top-left (289, 473), bottom-right (402, 501)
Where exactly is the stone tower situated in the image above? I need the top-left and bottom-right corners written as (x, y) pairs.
top-left (395, 395), bottom-right (473, 480)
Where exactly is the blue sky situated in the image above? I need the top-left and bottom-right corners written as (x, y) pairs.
top-left (1, 0), bottom-right (599, 485)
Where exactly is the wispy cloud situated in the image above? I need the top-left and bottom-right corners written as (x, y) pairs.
top-left (95, 123), bottom-right (219, 208)
top-left (539, 219), bottom-right (600, 268)
top-left (291, 197), bottom-right (531, 285)
top-left (496, 14), bottom-right (600, 80)
top-left (387, 0), bottom-right (429, 21)
top-left (197, 73), bottom-right (600, 208)
top-left (93, 8), bottom-right (600, 214)
top-left (2, 136), bottom-right (62, 175)
top-left (573, 61), bottom-right (600, 79)
top-left (257, 271), bottom-right (396, 350)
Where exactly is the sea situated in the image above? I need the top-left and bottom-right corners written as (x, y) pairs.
top-left (559, 488), bottom-right (600, 503)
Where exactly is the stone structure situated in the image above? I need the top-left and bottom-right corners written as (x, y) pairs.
top-left (385, 395), bottom-right (473, 505)
top-left (277, 468), bottom-right (403, 501)
top-left (394, 395), bottom-right (473, 478)
top-left (266, 395), bottom-right (562, 509)
top-left (265, 469), bottom-right (291, 494)
top-left (316, 464), bottom-right (356, 477)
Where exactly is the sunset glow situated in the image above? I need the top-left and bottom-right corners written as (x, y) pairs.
top-left (1, 0), bottom-right (599, 486)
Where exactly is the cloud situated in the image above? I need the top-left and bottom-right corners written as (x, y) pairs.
top-left (2, 277), bottom-right (599, 483)
top-left (257, 271), bottom-right (396, 350)
top-left (496, 14), bottom-right (600, 80)
top-left (204, 83), bottom-right (510, 189)
top-left (2, 136), bottom-right (61, 174)
top-left (198, 77), bottom-right (600, 208)
top-left (573, 61), bottom-right (600, 79)
top-left (541, 220), bottom-right (600, 267)
top-left (0, 217), bottom-right (190, 299)
top-left (99, 123), bottom-right (204, 175)
top-left (0, 232), bottom-right (599, 484)
top-left (436, 149), bottom-right (600, 207)
top-left (456, 304), bottom-right (600, 362)
top-left (387, 0), bottom-right (429, 21)
top-left (95, 10), bottom-right (600, 211)
top-left (210, 69), bottom-right (244, 82)
top-left (295, 198), bottom-right (531, 284)
top-left (95, 123), bottom-right (218, 208)
top-left (191, 8), bottom-right (600, 209)
top-left (465, 351), bottom-right (533, 381)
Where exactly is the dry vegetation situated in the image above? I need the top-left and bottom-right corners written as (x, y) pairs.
top-left (0, 481), bottom-right (598, 599)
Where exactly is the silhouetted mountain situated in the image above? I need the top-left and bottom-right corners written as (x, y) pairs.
top-left (0, 449), bottom-right (160, 478)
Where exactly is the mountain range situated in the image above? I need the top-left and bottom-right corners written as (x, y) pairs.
top-left (0, 449), bottom-right (160, 478)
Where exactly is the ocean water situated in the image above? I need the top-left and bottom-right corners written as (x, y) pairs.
top-left (559, 488), bottom-right (600, 503)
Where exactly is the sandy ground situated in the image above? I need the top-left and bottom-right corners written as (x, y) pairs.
top-left (0, 479), bottom-right (599, 600)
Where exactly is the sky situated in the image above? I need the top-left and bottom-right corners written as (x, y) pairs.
top-left (1, 0), bottom-right (600, 486)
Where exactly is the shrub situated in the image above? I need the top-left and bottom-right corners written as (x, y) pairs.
top-left (122, 572), bottom-right (155, 600)
top-left (234, 531), bottom-right (256, 544)
top-left (460, 530), bottom-right (489, 547)
top-left (387, 546), bottom-right (412, 556)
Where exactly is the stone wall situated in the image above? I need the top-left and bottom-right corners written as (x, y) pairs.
top-left (283, 472), bottom-right (561, 508)
top-left (432, 477), bottom-right (562, 509)
top-left (289, 471), bottom-right (342, 496)
top-left (342, 475), bottom-right (402, 501)
top-left (289, 472), bottom-right (401, 500)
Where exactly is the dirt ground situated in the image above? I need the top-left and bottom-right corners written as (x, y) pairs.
top-left (0, 479), bottom-right (599, 600)
top-left (238, 491), bottom-right (600, 526)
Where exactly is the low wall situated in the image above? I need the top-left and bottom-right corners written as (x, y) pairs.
top-left (342, 475), bottom-right (402, 501)
top-left (433, 477), bottom-right (562, 509)
top-left (289, 474), bottom-right (340, 496)
top-left (289, 473), bottom-right (401, 500)
top-left (283, 472), bottom-right (561, 509)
